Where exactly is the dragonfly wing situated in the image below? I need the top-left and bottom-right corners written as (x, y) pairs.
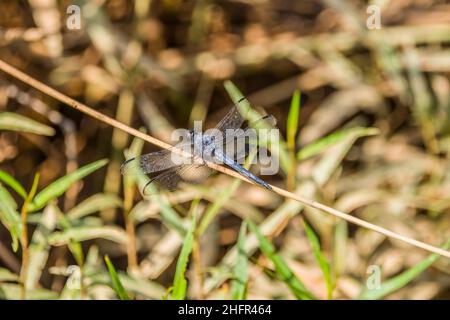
top-left (217, 114), bottom-right (276, 145)
top-left (220, 115), bottom-right (277, 160)
top-left (176, 164), bottom-right (213, 184)
top-left (122, 146), bottom-right (194, 175)
top-left (121, 150), bottom-right (178, 175)
top-left (214, 105), bottom-right (246, 133)
top-left (121, 139), bottom-right (195, 175)
top-left (143, 164), bottom-right (213, 195)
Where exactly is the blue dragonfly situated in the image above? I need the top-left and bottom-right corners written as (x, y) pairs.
top-left (121, 99), bottom-right (276, 194)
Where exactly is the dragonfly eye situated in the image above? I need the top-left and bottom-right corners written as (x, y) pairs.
top-left (209, 136), bottom-right (216, 144)
top-left (188, 129), bottom-right (196, 139)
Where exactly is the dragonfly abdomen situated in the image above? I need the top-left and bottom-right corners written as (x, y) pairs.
top-left (219, 152), bottom-right (272, 190)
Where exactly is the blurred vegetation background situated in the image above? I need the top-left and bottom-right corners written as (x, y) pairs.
top-left (0, 0), bottom-right (449, 300)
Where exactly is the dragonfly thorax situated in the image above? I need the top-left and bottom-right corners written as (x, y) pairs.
top-left (190, 132), bottom-right (219, 160)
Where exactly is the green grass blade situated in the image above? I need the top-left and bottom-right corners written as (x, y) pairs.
top-left (25, 204), bottom-right (58, 290)
top-left (0, 171), bottom-right (27, 199)
top-left (287, 90), bottom-right (301, 149)
top-left (287, 90), bottom-right (301, 189)
top-left (0, 112), bottom-right (55, 136)
top-left (104, 255), bottom-right (131, 300)
top-left (28, 159), bottom-right (108, 212)
top-left (0, 268), bottom-right (19, 282)
top-left (357, 240), bottom-right (450, 300)
top-left (247, 220), bottom-right (316, 300)
top-left (172, 216), bottom-right (196, 300)
top-left (332, 221), bottom-right (348, 283)
top-left (48, 225), bottom-right (128, 245)
top-left (28, 172), bottom-right (40, 200)
top-left (231, 221), bottom-right (248, 300)
top-left (223, 81), bottom-right (252, 118)
top-left (297, 127), bottom-right (379, 161)
top-left (0, 183), bottom-right (21, 251)
top-left (303, 221), bottom-right (334, 299)
top-left (52, 203), bottom-right (86, 268)
top-left (66, 193), bottom-right (122, 221)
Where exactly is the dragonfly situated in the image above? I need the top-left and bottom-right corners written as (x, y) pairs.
top-left (120, 99), bottom-right (276, 194)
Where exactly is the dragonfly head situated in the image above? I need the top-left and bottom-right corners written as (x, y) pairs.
top-left (202, 134), bottom-right (216, 146)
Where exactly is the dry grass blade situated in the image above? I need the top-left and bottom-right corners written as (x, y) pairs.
top-left (0, 59), bottom-right (448, 259)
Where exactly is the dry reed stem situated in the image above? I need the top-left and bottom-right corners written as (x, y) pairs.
top-left (0, 58), bottom-right (448, 259)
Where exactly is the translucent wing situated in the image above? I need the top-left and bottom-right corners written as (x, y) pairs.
top-left (142, 164), bottom-right (213, 195)
top-left (215, 114), bottom-right (276, 145)
top-left (220, 115), bottom-right (277, 160)
top-left (120, 140), bottom-right (195, 175)
top-left (223, 114), bottom-right (276, 140)
top-left (214, 95), bottom-right (275, 133)
top-left (121, 150), bottom-right (176, 175)
top-left (214, 104), bottom-right (246, 133)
